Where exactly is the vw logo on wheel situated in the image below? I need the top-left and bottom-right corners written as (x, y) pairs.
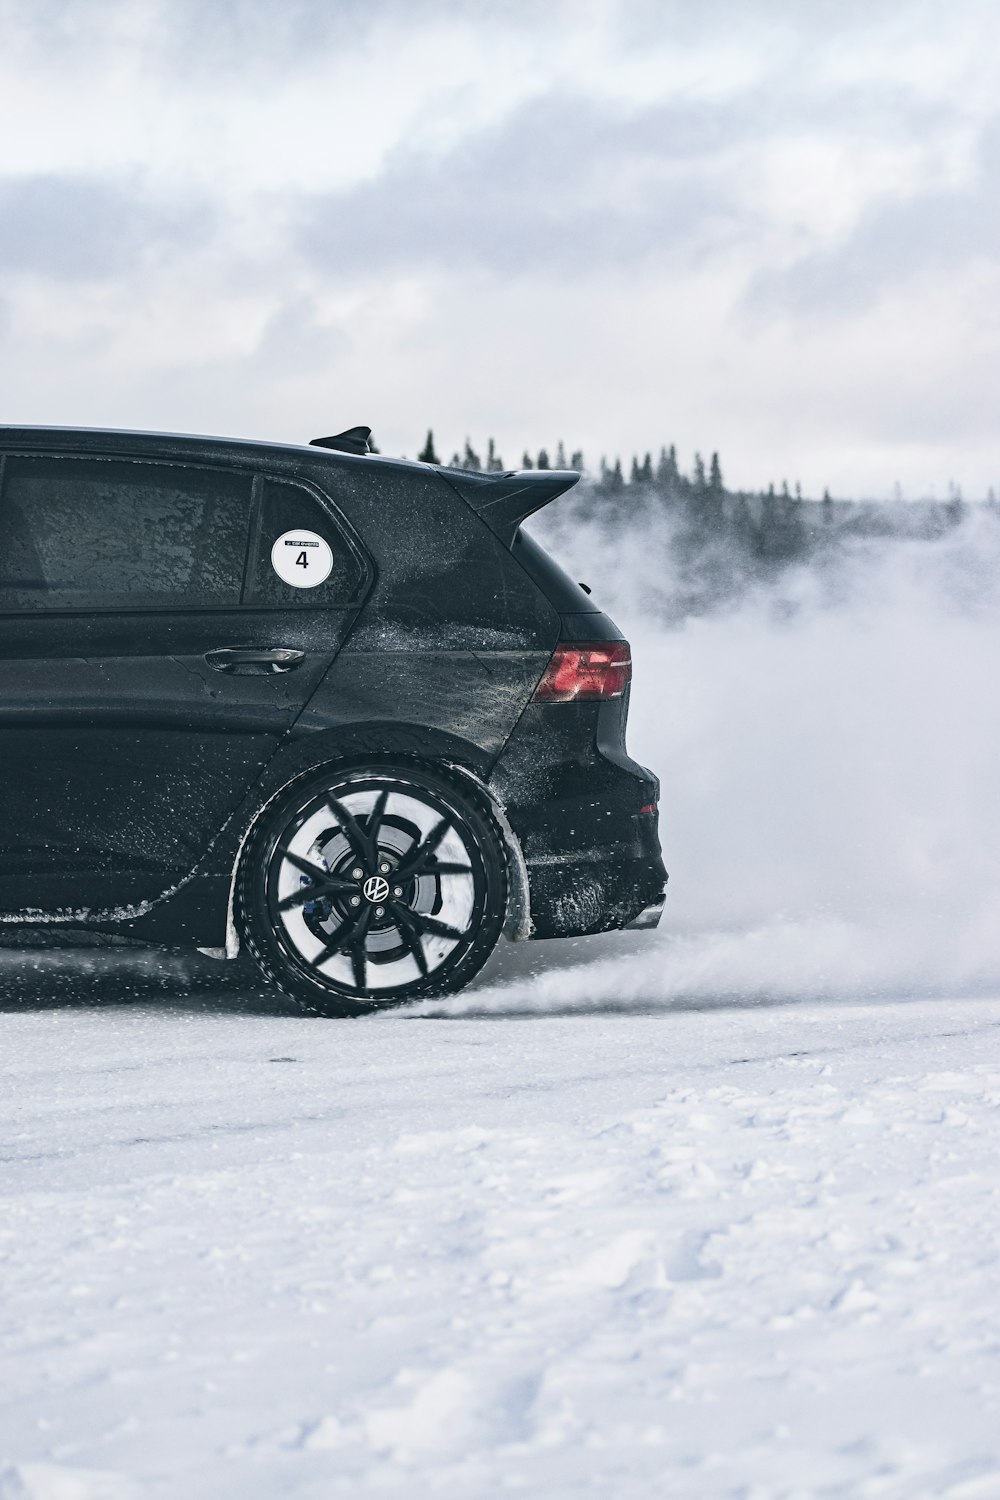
top-left (363, 874), bottom-right (390, 904)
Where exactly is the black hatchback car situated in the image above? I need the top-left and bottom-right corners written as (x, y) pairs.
top-left (0, 424), bottom-right (666, 1013)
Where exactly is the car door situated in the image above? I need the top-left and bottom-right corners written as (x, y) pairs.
top-left (0, 450), bottom-right (370, 917)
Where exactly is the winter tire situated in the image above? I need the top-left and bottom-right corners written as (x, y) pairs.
top-left (237, 762), bottom-right (508, 1015)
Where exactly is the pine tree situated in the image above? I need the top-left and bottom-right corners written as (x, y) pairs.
top-left (463, 439), bottom-right (482, 471)
top-left (417, 429), bottom-right (440, 465)
top-left (537, 449), bottom-right (550, 470)
top-left (758, 479), bottom-right (805, 560)
top-left (656, 444), bottom-right (680, 491)
top-left (690, 450), bottom-right (725, 545)
top-left (640, 452), bottom-right (653, 485)
top-left (522, 451), bottom-right (534, 469)
top-left (607, 458), bottom-right (624, 492)
top-left (555, 440), bottom-right (567, 469)
top-left (729, 492), bottom-right (756, 553)
top-left (756, 484), bottom-right (778, 560)
top-left (629, 455), bottom-right (642, 486)
top-left (570, 449), bottom-right (584, 472)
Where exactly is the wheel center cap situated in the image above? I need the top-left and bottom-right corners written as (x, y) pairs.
top-left (363, 874), bottom-right (390, 904)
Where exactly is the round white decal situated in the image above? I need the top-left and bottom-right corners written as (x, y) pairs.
top-left (270, 529), bottom-right (334, 588)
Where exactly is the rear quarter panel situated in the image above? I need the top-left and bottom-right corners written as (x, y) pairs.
top-left (291, 456), bottom-right (560, 762)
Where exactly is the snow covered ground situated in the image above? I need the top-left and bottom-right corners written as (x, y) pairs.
top-left (3, 959), bottom-right (1000, 1500)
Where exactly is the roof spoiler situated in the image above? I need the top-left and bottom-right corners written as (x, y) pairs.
top-left (440, 468), bottom-right (580, 547)
top-left (309, 425), bottom-right (372, 455)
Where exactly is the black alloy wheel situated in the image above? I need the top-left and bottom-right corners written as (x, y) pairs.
top-left (237, 762), bottom-right (509, 1015)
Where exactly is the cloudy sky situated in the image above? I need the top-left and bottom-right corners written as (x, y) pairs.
top-left (1, 0), bottom-right (997, 497)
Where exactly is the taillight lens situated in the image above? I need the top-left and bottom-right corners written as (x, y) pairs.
top-left (533, 642), bottom-right (632, 702)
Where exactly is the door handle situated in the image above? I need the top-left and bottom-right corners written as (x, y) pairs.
top-left (204, 647), bottom-right (306, 674)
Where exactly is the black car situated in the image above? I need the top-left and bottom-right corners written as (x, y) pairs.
top-left (0, 423), bottom-right (666, 1014)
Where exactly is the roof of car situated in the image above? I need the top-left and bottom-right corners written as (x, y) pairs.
top-left (0, 426), bottom-right (581, 542)
top-left (0, 424), bottom-right (433, 476)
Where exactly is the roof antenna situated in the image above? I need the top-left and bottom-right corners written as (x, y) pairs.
top-left (309, 426), bottom-right (372, 455)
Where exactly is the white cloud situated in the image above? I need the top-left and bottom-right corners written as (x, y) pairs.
top-left (0, 0), bottom-right (998, 495)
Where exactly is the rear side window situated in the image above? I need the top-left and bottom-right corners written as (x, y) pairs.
top-left (0, 456), bottom-right (252, 609)
top-left (246, 477), bottom-right (368, 607)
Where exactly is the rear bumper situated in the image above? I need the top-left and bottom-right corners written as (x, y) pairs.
top-left (489, 697), bottom-right (668, 941)
top-left (524, 852), bottom-right (667, 939)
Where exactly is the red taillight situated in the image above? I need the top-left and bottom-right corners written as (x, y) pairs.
top-left (533, 642), bottom-right (632, 702)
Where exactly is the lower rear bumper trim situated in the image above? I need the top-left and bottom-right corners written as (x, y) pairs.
top-left (625, 886), bottom-right (667, 931)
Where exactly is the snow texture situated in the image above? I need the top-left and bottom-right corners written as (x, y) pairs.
top-left (2, 989), bottom-right (1000, 1499)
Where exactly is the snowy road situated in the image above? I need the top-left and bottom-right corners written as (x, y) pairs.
top-left (3, 951), bottom-right (1000, 1500)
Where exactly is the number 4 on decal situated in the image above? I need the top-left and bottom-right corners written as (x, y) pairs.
top-left (296, 551), bottom-right (309, 568)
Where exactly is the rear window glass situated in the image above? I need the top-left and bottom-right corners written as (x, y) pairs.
top-left (246, 477), bottom-right (367, 607)
top-left (0, 456), bottom-right (252, 609)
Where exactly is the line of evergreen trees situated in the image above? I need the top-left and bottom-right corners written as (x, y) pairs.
top-left (415, 430), bottom-right (586, 475)
top-left (416, 428), bottom-right (818, 505)
top-left (412, 428), bottom-right (994, 514)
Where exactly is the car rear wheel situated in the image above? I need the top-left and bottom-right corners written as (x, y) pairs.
top-left (237, 762), bottom-right (508, 1015)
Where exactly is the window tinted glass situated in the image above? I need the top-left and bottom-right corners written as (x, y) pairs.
top-left (247, 477), bottom-right (366, 606)
top-left (0, 456), bottom-right (252, 609)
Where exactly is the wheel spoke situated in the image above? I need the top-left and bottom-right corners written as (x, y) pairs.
top-left (277, 847), bottom-right (331, 885)
top-left (344, 903), bottom-right (373, 990)
top-left (310, 934), bottom-right (346, 970)
top-left (391, 905), bottom-right (430, 977)
top-left (309, 901), bottom-right (371, 966)
top-left (394, 818), bottom-right (452, 880)
top-left (365, 787), bottom-right (391, 864)
top-left (325, 794), bottom-right (371, 864)
top-left (394, 903), bottom-right (465, 942)
top-left (277, 877), bottom-right (358, 913)
top-left (416, 862), bottom-right (472, 876)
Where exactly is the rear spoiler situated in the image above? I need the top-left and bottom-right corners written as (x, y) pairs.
top-left (439, 468), bottom-right (580, 547)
